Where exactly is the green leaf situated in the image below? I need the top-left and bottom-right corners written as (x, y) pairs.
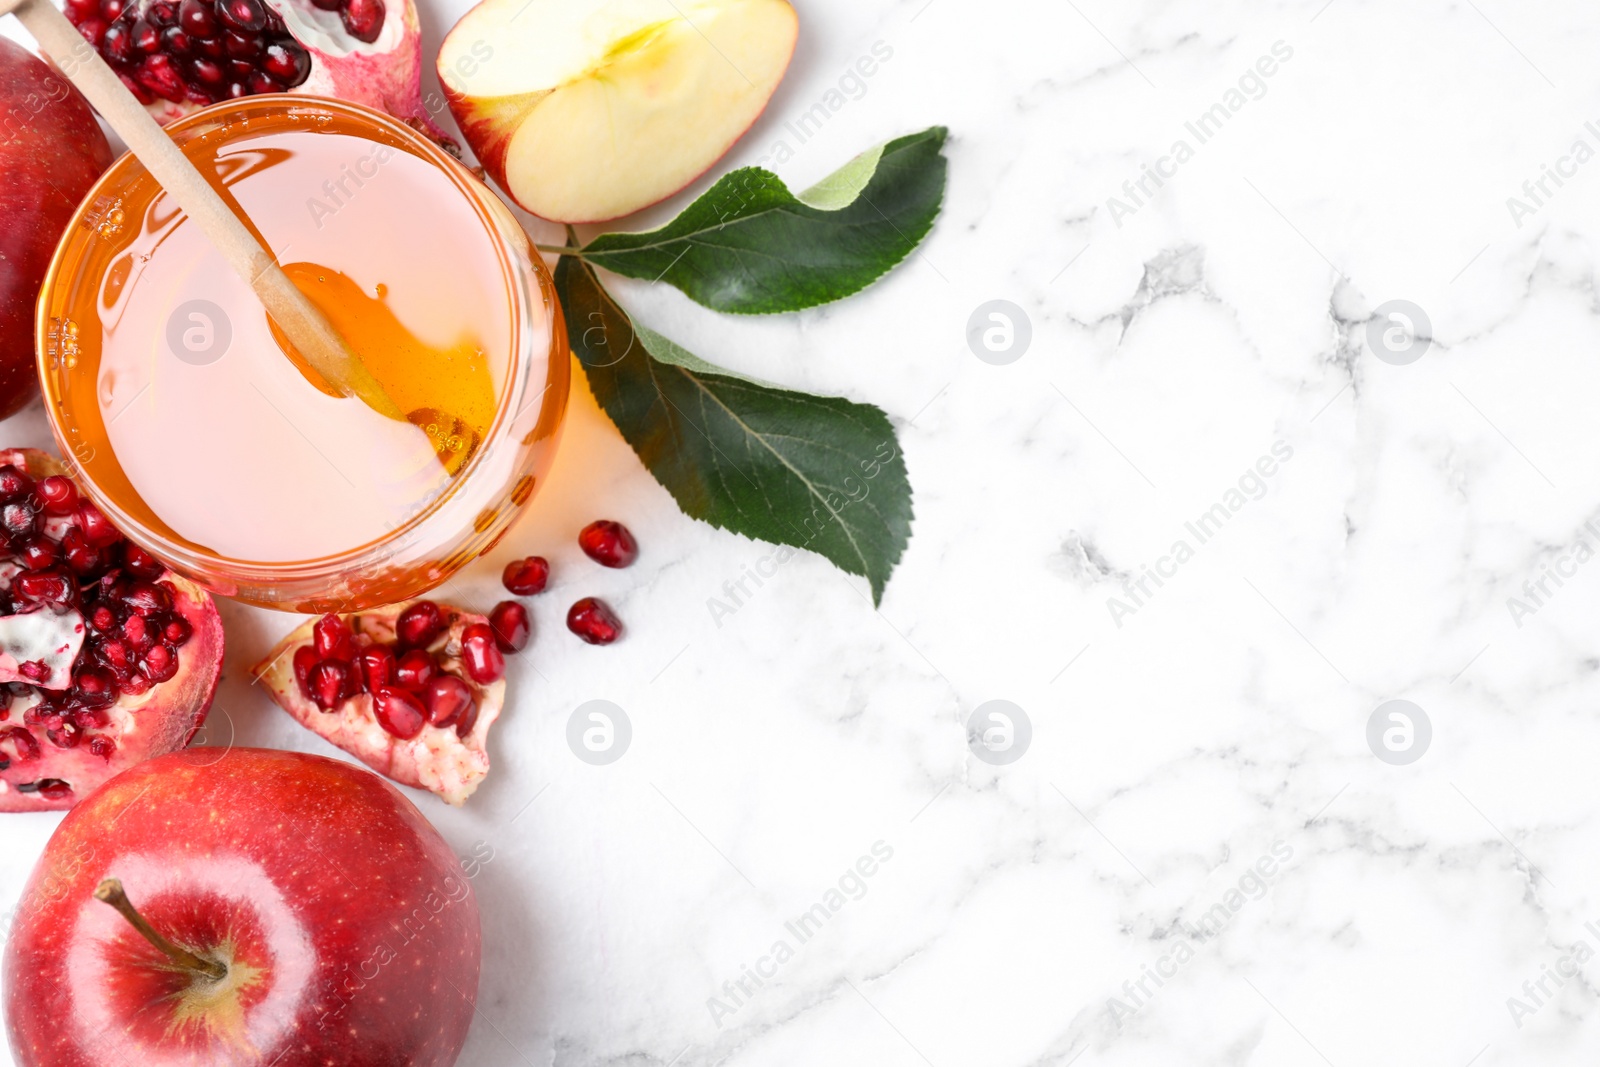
top-left (555, 253), bottom-right (913, 603)
top-left (578, 127), bottom-right (948, 315)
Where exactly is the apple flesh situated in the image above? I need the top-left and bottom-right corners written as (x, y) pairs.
top-left (438, 0), bottom-right (797, 222)
top-left (0, 39), bottom-right (112, 419)
top-left (2, 748), bottom-right (481, 1067)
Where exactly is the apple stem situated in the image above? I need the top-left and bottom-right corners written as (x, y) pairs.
top-left (93, 878), bottom-right (228, 982)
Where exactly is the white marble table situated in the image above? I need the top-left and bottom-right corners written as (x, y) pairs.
top-left (9, 0), bottom-right (1600, 1063)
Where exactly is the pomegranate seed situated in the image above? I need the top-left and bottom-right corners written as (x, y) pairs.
top-left (46, 721), bottom-right (81, 749)
top-left (123, 581), bottom-right (172, 616)
top-left (453, 692), bottom-right (479, 738)
top-left (131, 17), bottom-right (158, 51)
top-left (307, 661), bottom-right (348, 711)
top-left (35, 476), bottom-right (77, 516)
top-left (371, 685), bottom-right (425, 739)
top-left (74, 708), bottom-right (110, 729)
top-left (488, 600), bottom-right (530, 653)
top-left (226, 79), bottom-right (247, 97)
top-left (502, 556), bottom-right (549, 595)
top-left (309, 0), bottom-right (338, 9)
top-left (163, 618), bottom-right (191, 647)
top-left (122, 542), bottom-right (164, 580)
top-left (340, 0), bottom-right (383, 43)
top-left (459, 623), bottom-right (504, 684)
top-left (88, 605), bottom-right (118, 633)
top-left (292, 645), bottom-right (319, 697)
top-left (190, 56), bottom-right (224, 83)
top-left (120, 672), bottom-right (150, 696)
top-left (424, 674), bottom-right (473, 728)
top-left (148, 0), bottom-right (177, 24)
top-left (17, 539), bottom-right (58, 571)
top-left (223, 28), bottom-right (259, 55)
top-left (122, 614), bottom-right (154, 652)
top-left (16, 661), bottom-right (49, 683)
top-left (16, 570), bottom-right (74, 608)
top-left (1, 502), bottom-right (39, 542)
top-left (567, 597), bottom-right (622, 645)
top-left (138, 54), bottom-right (186, 102)
top-left (76, 503), bottom-right (122, 548)
top-left (262, 41), bottom-right (309, 86)
top-left (99, 0), bottom-right (123, 17)
top-left (216, 0), bottom-right (265, 32)
top-left (578, 520), bottom-right (638, 568)
top-left (88, 735), bottom-right (116, 761)
top-left (178, 0), bottom-right (215, 36)
top-left (73, 667), bottom-right (117, 706)
top-left (97, 639), bottom-right (132, 676)
top-left (34, 780), bottom-right (72, 801)
top-left (76, 16), bottom-right (108, 45)
top-left (312, 613), bottom-right (356, 661)
top-left (395, 601), bottom-right (444, 649)
top-left (246, 70), bottom-right (279, 94)
top-left (140, 644), bottom-right (178, 683)
top-left (160, 25), bottom-right (192, 53)
top-left (356, 646), bottom-right (394, 691)
top-left (194, 34), bottom-right (224, 57)
top-left (60, 527), bottom-right (100, 574)
top-left (394, 648), bottom-right (437, 692)
top-left (0, 467), bottom-right (33, 502)
top-left (66, 0), bottom-right (98, 17)
top-left (118, 71), bottom-right (155, 104)
top-left (0, 726), bottom-right (39, 762)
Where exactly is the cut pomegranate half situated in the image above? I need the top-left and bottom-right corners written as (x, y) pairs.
top-left (0, 450), bottom-right (224, 812)
top-left (253, 600), bottom-right (505, 805)
top-left (64, 0), bottom-right (455, 151)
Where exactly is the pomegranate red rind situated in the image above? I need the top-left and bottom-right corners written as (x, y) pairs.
top-left (253, 602), bottom-right (503, 805)
top-left (0, 450), bottom-right (224, 813)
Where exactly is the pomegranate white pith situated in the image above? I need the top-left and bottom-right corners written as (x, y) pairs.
top-left (0, 450), bottom-right (224, 812)
top-left (254, 602), bottom-right (504, 805)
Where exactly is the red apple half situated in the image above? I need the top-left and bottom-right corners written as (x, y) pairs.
top-left (2, 748), bottom-right (481, 1067)
top-left (438, 0), bottom-right (798, 222)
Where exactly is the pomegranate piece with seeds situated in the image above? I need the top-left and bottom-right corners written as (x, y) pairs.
top-left (253, 600), bottom-right (510, 805)
top-left (0, 449), bottom-right (224, 812)
top-left (567, 597), bottom-right (622, 645)
top-left (64, 0), bottom-right (455, 151)
top-left (578, 520), bottom-right (638, 568)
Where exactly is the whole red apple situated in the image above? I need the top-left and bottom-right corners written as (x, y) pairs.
top-left (0, 38), bottom-right (112, 419)
top-left (2, 748), bottom-right (482, 1066)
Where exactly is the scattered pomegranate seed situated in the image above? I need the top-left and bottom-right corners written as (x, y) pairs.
top-left (59, 527), bottom-right (100, 574)
top-left (312, 613), bottom-right (356, 661)
top-left (34, 779), bottom-right (72, 801)
top-left (371, 685), bottom-right (425, 739)
top-left (307, 661), bottom-right (349, 711)
top-left (356, 646), bottom-right (394, 692)
top-left (502, 556), bottom-right (549, 596)
top-left (567, 598), bottom-right (622, 645)
top-left (395, 600), bottom-right (444, 649)
top-left (458, 623), bottom-right (504, 684)
top-left (340, 0), bottom-right (383, 43)
top-left (123, 581), bottom-right (172, 617)
top-left (1, 502), bottom-right (39, 542)
top-left (0, 725), bottom-right (40, 762)
top-left (17, 662), bottom-right (49, 683)
top-left (423, 674), bottom-right (473, 728)
top-left (394, 648), bottom-right (437, 693)
top-left (122, 614), bottom-right (155, 652)
top-left (88, 735), bottom-right (116, 761)
top-left (35, 476), bottom-right (77, 516)
top-left (46, 721), bottom-right (81, 749)
top-left (578, 520), bottom-right (638, 568)
top-left (164, 618), bottom-right (192, 647)
top-left (488, 601), bottom-right (529, 653)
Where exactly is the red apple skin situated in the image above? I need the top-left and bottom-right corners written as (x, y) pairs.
top-left (0, 38), bottom-right (112, 420)
top-left (2, 748), bottom-right (482, 1067)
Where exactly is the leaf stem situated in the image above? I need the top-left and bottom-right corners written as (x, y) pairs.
top-left (534, 243), bottom-right (583, 256)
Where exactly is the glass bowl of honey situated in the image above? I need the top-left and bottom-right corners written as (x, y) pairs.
top-left (36, 95), bottom-right (568, 612)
